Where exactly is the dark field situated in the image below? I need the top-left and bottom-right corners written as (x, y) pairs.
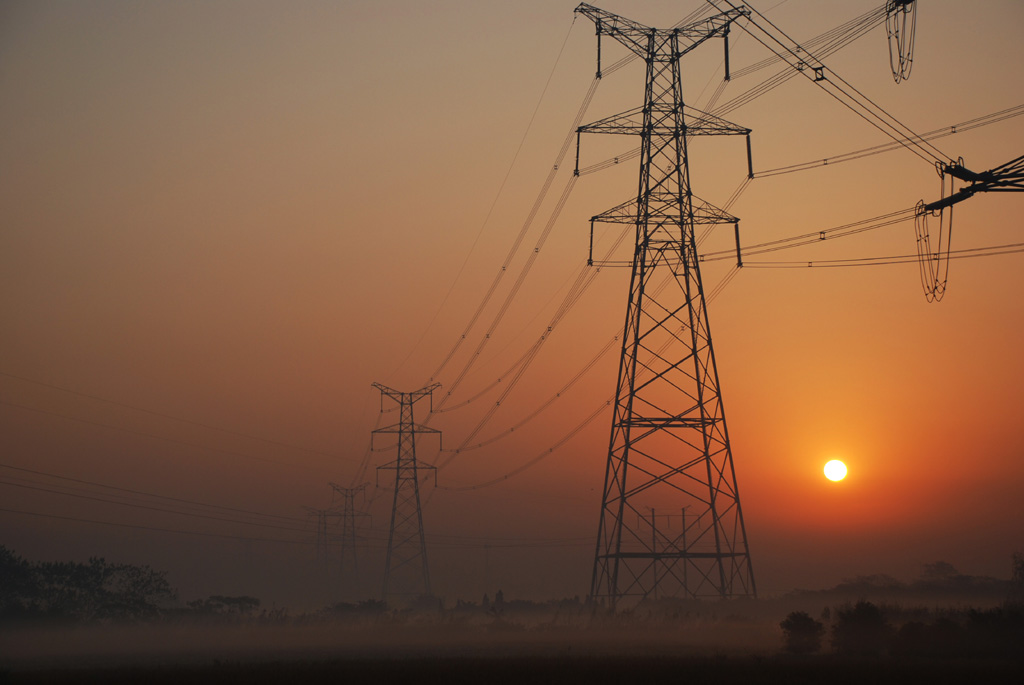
top-left (3, 621), bottom-right (1023, 685)
top-left (5, 653), bottom-right (1024, 685)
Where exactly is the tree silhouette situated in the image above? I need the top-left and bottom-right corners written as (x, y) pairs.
top-left (1011, 551), bottom-right (1024, 603)
top-left (831, 601), bottom-right (894, 655)
top-left (0, 546), bottom-right (176, 623)
top-left (0, 546), bottom-right (39, 620)
top-left (779, 610), bottom-right (825, 654)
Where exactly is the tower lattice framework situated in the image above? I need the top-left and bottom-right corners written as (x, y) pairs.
top-left (329, 482), bottom-right (369, 575)
top-left (304, 507), bottom-right (333, 570)
top-left (576, 3), bottom-right (756, 607)
top-left (372, 383), bottom-right (440, 601)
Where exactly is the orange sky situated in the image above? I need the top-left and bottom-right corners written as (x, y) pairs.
top-left (1, 0), bottom-right (1022, 605)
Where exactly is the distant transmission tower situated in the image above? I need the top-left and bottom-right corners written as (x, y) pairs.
top-left (303, 506), bottom-right (334, 570)
top-left (372, 383), bottom-right (440, 601)
top-left (575, 4), bottom-right (756, 607)
top-left (329, 482), bottom-right (369, 574)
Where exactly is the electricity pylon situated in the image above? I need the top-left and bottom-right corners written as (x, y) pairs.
top-left (372, 382), bottom-right (440, 601)
top-left (329, 482), bottom-right (370, 574)
top-left (575, 3), bottom-right (756, 607)
top-left (303, 506), bottom-right (335, 570)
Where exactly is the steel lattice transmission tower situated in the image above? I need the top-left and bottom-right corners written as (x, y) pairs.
top-left (372, 383), bottom-right (440, 601)
top-left (303, 506), bottom-right (333, 569)
top-left (329, 482), bottom-right (369, 575)
top-left (575, 3), bottom-right (756, 607)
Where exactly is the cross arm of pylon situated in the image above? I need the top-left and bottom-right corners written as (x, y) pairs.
top-left (575, 3), bottom-right (652, 59)
top-left (370, 422), bottom-right (442, 455)
top-left (589, 195), bottom-right (737, 226)
top-left (371, 423), bottom-right (440, 435)
top-left (672, 7), bottom-right (750, 58)
top-left (372, 382), bottom-right (441, 402)
top-left (376, 459), bottom-right (436, 472)
top-left (328, 481), bottom-right (369, 497)
top-left (575, 4), bottom-right (748, 62)
top-left (577, 106), bottom-right (750, 137)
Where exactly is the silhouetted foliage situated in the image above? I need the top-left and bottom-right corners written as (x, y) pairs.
top-left (0, 546), bottom-right (39, 620)
top-left (779, 610), bottom-right (825, 654)
top-left (1010, 551), bottom-right (1024, 603)
top-left (921, 561), bottom-right (958, 581)
top-left (316, 598), bottom-right (388, 621)
top-left (892, 617), bottom-right (964, 658)
top-left (789, 561), bottom-right (1014, 606)
top-left (886, 605), bottom-right (1024, 661)
top-left (0, 546), bottom-right (176, 624)
top-left (187, 595), bottom-right (261, 620)
top-left (964, 604), bottom-right (1024, 659)
top-left (831, 601), bottom-right (894, 655)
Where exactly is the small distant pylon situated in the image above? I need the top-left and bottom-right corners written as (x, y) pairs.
top-left (372, 383), bottom-right (441, 601)
top-left (329, 482), bottom-right (370, 574)
top-left (303, 506), bottom-right (333, 570)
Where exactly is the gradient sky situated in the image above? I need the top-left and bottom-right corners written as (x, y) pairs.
top-left (2, 0), bottom-right (1022, 606)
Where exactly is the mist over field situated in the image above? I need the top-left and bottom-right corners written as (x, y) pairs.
top-left (3, 546), bottom-right (1023, 683)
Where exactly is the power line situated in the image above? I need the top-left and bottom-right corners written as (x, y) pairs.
top-left (437, 399), bottom-right (609, 492)
top-left (0, 399), bottom-right (321, 472)
top-left (0, 462), bottom-right (308, 525)
top-left (753, 104), bottom-right (1024, 179)
top-left (428, 79), bottom-right (601, 387)
top-left (0, 371), bottom-right (338, 461)
top-left (0, 479), bottom-right (313, 533)
top-left (423, 7), bottom-right (721, 412)
top-left (711, 0), bottom-right (947, 166)
top-left (700, 206), bottom-right (918, 262)
top-left (1, 465), bottom-right (596, 549)
top-left (442, 334), bottom-right (619, 455)
top-left (740, 242), bottom-right (1024, 268)
top-left (0, 506), bottom-right (311, 546)
top-left (431, 264), bottom-right (741, 492)
top-left (710, 4), bottom-right (887, 118)
top-left (416, 2), bottom-right (954, 454)
top-left (432, 172), bottom-right (582, 407)
top-left (390, 16), bottom-right (581, 379)
top-left (576, 8), bottom-right (913, 182)
top-left (429, 220), bottom-right (631, 419)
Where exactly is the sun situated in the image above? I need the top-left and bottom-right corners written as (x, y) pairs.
top-left (824, 459), bottom-right (848, 481)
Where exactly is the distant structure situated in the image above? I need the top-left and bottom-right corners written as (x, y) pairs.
top-left (303, 506), bottom-right (336, 570)
top-left (372, 383), bottom-right (441, 601)
top-left (575, 4), bottom-right (756, 607)
top-left (329, 482), bottom-right (370, 575)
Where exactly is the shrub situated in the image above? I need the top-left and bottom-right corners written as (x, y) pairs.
top-left (831, 601), bottom-right (894, 655)
top-left (779, 610), bottom-right (825, 654)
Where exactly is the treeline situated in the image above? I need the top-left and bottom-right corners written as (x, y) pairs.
top-left (1, 545), bottom-right (176, 623)
top-left (786, 559), bottom-right (1019, 605)
top-left (779, 555), bottom-right (1024, 660)
top-left (6, 542), bottom-right (1024, 660)
top-left (0, 546), bottom-right (277, 625)
top-left (781, 600), bottom-right (1024, 660)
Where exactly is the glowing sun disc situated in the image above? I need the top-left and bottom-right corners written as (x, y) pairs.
top-left (824, 460), bottom-right (848, 481)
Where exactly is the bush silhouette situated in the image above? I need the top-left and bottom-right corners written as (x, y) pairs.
top-left (831, 601), bottom-right (893, 655)
top-left (779, 610), bottom-right (825, 654)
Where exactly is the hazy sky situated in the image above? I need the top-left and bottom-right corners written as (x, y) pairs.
top-left (2, 0), bottom-right (1022, 606)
